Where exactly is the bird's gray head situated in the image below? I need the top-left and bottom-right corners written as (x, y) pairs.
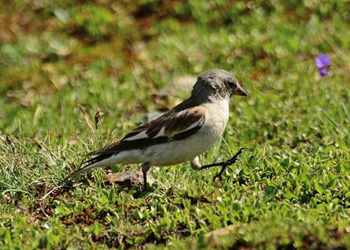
top-left (191, 69), bottom-right (247, 101)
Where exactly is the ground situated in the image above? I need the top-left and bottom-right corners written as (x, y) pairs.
top-left (0, 0), bottom-right (350, 249)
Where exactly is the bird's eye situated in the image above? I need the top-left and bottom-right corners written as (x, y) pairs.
top-left (227, 80), bottom-right (235, 88)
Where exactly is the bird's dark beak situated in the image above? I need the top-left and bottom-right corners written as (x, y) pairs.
top-left (234, 85), bottom-right (248, 96)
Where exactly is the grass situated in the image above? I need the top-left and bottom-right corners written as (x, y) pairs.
top-left (1, 0), bottom-right (350, 249)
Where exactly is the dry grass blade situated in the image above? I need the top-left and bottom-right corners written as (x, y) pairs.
top-left (78, 105), bottom-right (96, 138)
top-left (94, 109), bottom-right (104, 129)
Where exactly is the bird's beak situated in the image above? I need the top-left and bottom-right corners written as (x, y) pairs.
top-left (234, 85), bottom-right (248, 96)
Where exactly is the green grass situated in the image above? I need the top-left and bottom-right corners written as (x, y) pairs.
top-left (1, 0), bottom-right (350, 249)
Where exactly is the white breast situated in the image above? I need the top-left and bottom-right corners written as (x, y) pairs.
top-left (201, 98), bottom-right (230, 139)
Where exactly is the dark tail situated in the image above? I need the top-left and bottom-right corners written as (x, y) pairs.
top-left (66, 153), bottom-right (114, 179)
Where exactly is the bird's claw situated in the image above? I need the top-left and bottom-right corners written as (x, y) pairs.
top-left (213, 169), bottom-right (224, 181)
top-left (212, 166), bottom-right (231, 181)
top-left (225, 148), bottom-right (245, 166)
top-left (213, 148), bottom-right (245, 181)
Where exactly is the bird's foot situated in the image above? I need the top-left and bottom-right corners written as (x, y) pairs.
top-left (200, 148), bottom-right (245, 181)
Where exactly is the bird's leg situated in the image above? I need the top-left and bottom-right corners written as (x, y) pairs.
top-left (199, 148), bottom-right (245, 181)
top-left (141, 162), bottom-right (151, 191)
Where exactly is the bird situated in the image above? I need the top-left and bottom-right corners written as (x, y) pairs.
top-left (67, 69), bottom-right (247, 191)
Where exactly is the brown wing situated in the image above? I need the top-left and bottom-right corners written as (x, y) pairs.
top-left (87, 106), bottom-right (206, 156)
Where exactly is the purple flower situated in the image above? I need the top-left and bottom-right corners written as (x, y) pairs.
top-left (319, 68), bottom-right (328, 77)
top-left (315, 54), bottom-right (331, 77)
